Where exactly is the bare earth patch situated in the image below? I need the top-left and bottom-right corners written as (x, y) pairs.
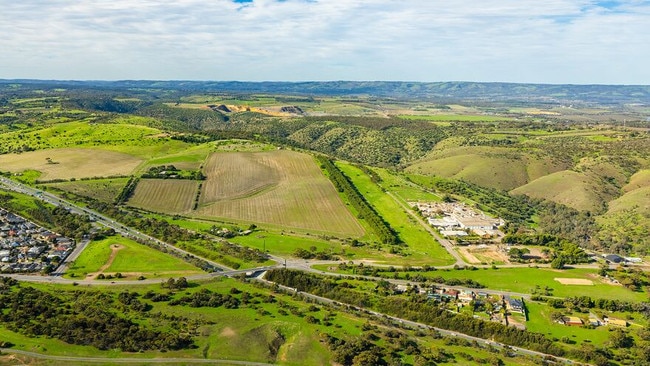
top-left (87, 244), bottom-right (124, 280)
top-left (220, 327), bottom-right (237, 337)
top-left (554, 278), bottom-right (594, 285)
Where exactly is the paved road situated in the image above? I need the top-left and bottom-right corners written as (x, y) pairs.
top-left (0, 348), bottom-right (275, 365)
top-left (0, 177), bottom-right (603, 364)
top-left (255, 275), bottom-right (577, 365)
top-left (0, 176), bottom-right (231, 273)
top-left (386, 191), bottom-right (466, 266)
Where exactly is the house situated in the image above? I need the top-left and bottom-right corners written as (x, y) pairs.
top-left (562, 316), bottom-right (584, 326)
top-left (505, 296), bottom-right (525, 313)
top-left (458, 290), bottom-right (475, 303)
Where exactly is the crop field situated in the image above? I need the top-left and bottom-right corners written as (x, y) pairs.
top-left (128, 179), bottom-right (199, 213)
top-left (0, 148), bottom-right (143, 181)
top-left (46, 177), bottom-right (129, 202)
top-left (65, 236), bottom-right (202, 279)
top-left (194, 150), bottom-right (364, 236)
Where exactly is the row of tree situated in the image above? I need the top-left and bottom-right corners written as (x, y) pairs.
top-left (317, 156), bottom-right (399, 245)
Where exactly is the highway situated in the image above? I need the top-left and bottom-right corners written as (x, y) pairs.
top-left (0, 177), bottom-right (580, 364)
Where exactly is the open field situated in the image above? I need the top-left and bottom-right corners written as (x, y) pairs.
top-left (128, 179), bottom-right (199, 213)
top-left (525, 302), bottom-right (611, 347)
top-left (194, 150), bottom-right (364, 237)
top-left (346, 267), bottom-right (647, 302)
top-left (45, 177), bottom-right (129, 202)
top-left (65, 236), bottom-right (202, 279)
top-left (0, 148), bottom-right (143, 181)
top-left (337, 162), bottom-right (455, 266)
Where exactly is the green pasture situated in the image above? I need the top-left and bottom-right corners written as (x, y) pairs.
top-left (230, 231), bottom-right (342, 257)
top-left (65, 236), bottom-right (202, 279)
top-left (417, 267), bottom-right (646, 301)
top-left (398, 114), bottom-right (512, 122)
top-left (525, 302), bottom-right (611, 347)
top-left (374, 168), bottom-right (442, 202)
top-left (336, 162), bottom-right (454, 266)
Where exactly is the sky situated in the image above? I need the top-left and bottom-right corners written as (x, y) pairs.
top-left (1, 0), bottom-right (649, 84)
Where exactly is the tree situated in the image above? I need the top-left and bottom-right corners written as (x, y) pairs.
top-left (551, 256), bottom-right (567, 269)
top-left (609, 329), bottom-right (634, 349)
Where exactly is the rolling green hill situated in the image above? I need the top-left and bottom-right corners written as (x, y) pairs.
top-left (406, 146), bottom-right (567, 191)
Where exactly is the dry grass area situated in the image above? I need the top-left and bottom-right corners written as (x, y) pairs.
top-left (458, 245), bottom-right (510, 264)
top-left (554, 278), bottom-right (594, 285)
top-left (195, 150), bottom-right (364, 236)
top-left (0, 148), bottom-right (142, 180)
top-left (128, 179), bottom-right (199, 213)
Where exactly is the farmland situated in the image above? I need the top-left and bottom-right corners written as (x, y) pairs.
top-left (0, 148), bottom-right (142, 181)
top-left (1, 81), bottom-right (649, 365)
top-left (194, 150), bottom-right (365, 237)
top-left (127, 179), bottom-right (199, 213)
top-left (45, 177), bottom-right (129, 202)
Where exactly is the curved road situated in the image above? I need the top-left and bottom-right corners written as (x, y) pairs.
top-left (0, 177), bottom-right (595, 365)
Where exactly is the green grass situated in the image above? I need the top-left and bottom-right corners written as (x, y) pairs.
top-left (337, 162), bottom-right (454, 266)
top-left (398, 114), bottom-right (512, 122)
top-left (415, 267), bottom-right (647, 301)
top-left (525, 302), bottom-right (611, 347)
top-left (65, 236), bottom-right (202, 279)
top-left (510, 170), bottom-right (604, 211)
top-left (45, 177), bottom-right (129, 202)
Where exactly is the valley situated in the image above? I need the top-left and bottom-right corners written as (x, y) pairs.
top-left (0, 80), bottom-right (649, 366)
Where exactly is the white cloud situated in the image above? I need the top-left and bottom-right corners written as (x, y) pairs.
top-left (0, 0), bottom-right (648, 83)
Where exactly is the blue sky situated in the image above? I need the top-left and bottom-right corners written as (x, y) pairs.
top-left (1, 0), bottom-right (649, 84)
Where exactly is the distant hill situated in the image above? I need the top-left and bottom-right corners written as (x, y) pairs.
top-left (1, 79), bottom-right (649, 105)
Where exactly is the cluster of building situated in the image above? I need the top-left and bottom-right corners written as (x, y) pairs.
top-left (0, 207), bottom-right (74, 273)
top-left (557, 315), bottom-right (627, 328)
top-left (395, 284), bottom-right (526, 316)
top-left (412, 201), bottom-right (504, 238)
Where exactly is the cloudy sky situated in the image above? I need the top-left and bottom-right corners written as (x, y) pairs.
top-left (1, 0), bottom-right (649, 84)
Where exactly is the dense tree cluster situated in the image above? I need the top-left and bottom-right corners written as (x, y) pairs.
top-left (266, 269), bottom-right (570, 358)
top-left (317, 156), bottom-right (399, 245)
top-left (0, 285), bottom-right (193, 352)
top-left (141, 165), bottom-right (205, 180)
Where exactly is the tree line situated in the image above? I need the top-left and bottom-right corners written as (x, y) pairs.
top-left (317, 156), bottom-right (399, 245)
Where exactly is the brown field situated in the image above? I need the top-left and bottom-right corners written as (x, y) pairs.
top-left (555, 278), bottom-right (594, 285)
top-left (0, 148), bottom-right (142, 180)
top-left (128, 179), bottom-right (199, 213)
top-left (458, 245), bottom-right (509, 264)
top-left (195, 150), bottom-right (364, 236)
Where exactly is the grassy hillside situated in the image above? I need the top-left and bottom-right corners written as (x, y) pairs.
top-left (406, 146), bottom-right (566, 191)
top-left (510, 170), bottom-right (604, 212)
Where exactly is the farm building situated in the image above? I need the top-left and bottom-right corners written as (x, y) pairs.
top-left (604, 254), bottom-right (624, 263)
top-left (560, 316), bottom-right (584, 326)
